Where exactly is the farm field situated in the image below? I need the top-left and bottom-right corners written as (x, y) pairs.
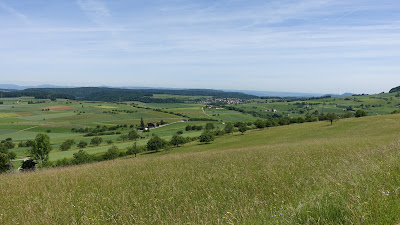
top-left (1, 113), bottom-right (400, 224)
top-left (1, 92), bottom-right (400, 168)
top-left (234, 92), bottom-right (400, 119)
top-left (0, 97), bottom-right (220, 167)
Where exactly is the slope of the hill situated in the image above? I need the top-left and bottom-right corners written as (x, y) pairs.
top-left (1, 114), bottom-right (400, 224)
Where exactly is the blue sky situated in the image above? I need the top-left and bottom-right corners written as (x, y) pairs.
top-left (0, 0), bottom-right (399, 94)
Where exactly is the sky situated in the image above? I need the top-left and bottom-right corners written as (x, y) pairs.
top-left (0, 0), bottom-right (399, 94)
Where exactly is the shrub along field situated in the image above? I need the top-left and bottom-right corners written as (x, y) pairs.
top-left (0, 113), bottom-right (400, 224)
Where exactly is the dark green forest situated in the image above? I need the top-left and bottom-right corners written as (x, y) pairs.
top-left (1, 87), bottom-right (257, 103)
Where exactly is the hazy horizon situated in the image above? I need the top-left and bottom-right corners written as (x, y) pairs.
top-left (1, 0), bottom-right (399, 94)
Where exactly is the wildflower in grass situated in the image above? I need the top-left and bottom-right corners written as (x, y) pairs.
top-left (379, 190), bottom-right (390, 196)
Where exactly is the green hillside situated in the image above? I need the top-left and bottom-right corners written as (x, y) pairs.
top-left (1, 114), bottom-right (400, 224)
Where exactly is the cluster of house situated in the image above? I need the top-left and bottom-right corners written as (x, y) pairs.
top-left (206, 106), bottom-right (224, 109)
top-left (265, 109), bottom-right (278, 113)
top-left (199, 98), bottom-right (244, 104)
top-left (138, 121), bottom-right (169, 131)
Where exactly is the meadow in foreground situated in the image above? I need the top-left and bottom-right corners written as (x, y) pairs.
top-left (1, 114), bottom-right (400, 224)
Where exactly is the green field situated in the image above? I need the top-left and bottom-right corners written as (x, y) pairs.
top-left (0, 98), bottom-right (222, 166)
top-left (1, 93), bottom-right (400, 167)
top-left (236, 92), bottom-right (400, 119)
top-left (1, 112), bottom-right (400, 223)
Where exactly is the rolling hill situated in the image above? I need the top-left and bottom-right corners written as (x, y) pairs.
top-left (1, 113), bottom-right (399, 224)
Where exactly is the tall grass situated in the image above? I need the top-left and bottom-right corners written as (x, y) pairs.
top-left (1, 114), bottom-right (400, 224)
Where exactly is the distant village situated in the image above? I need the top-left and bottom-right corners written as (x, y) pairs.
top-left (198, 98), bottom-right (246, 104)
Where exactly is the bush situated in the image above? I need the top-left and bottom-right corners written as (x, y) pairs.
top-left (77, 141), bottom-right (88, 148)
top-left (90, 137), bottom-right (103, 146)
top-left (238, 124), bottom-right (247, 134)
top-left (205, 123), bottom-right (215, 131)
top-left (342, 111), bottom-right (354, 118)
top-left (170, 134), bottom-right (186, 147)
top-left (147, 135), bottom-right (167, 152)
top-left (126, 143), bottom-right (141, 157)
top-left (7, 151), bottom-right (16, 160)
top-left (355, 109), bottom-right (367, 117)
top-left (2, 141), bottom-right (15, 149)
top-left (60, 139), bottom-right (75, 151)
top-left (73, 150), bottom-right (93, 165)
top-left (0, 153), bottom-right (10, 173)
top-left (55, 158), bottom-right (72, 167)
top-left (103, 146), bottom-right (120, 160)
top-left (25, 140), bottom-right (35, 147)
top-left (199, 132), bottom-right (215, 144)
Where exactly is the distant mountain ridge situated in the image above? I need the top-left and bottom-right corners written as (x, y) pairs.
top-left (0, 84), bottom-right (73, 90)
top-left (0, 84), bottom-right (356, 98)
top-left (226, 89), bottom-right (354, 98)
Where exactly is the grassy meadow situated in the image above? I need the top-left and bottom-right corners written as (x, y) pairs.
top-left (1, 113), bottom-right (400, 224)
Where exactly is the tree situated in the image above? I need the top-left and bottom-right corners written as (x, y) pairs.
top-left (0, 153), bottom-right (9, 173)
top-left (25, 140), bottom-right (35, 147)
top-left (224, 122), bottom-right (234, 134)
top-left (238, 124), bottom-right (247, 134)
top-left (170, 134), bottom-right (186, 147)
top-left (0, 144), bottom-right (8, 154)
top-left (205, 123), bottom-right (215, 131)
top-left (355, 109), bottom-right (367, 117)
top-left (199, 131), bottom-right (215, 144)
top-left (342, 111), bottom-right (354, 118)
top-left (120, 134), bottom-right (129, 142)
top-left (7, 151), bottom-right (16, 160)
top-left (77, 140), bottom-right (88, 148)
top-left (90, 137), bottom-right (103, 146)
top-left (127, 142), bottom-right (141, 157)
top-left (104, 146), bottom-right (120, 160)
top-left (326, 113), bottom-right (339, 125)
top-left (60, 139), bottom-right (75, 151)
top-left (140, 117), bottom-right (145, 129)
top-left (2, 140), bottom-right (15, 149)
top-left (254, 119), bottom-right (266, 130)
top-left (29, 133), bottom-right (52, 167)
top-left (128, 130), bottom-right (140, 140)
top-left (73, 150), bottom-right (92, 164)
top-left (147, 135), bottom-right (167, 152)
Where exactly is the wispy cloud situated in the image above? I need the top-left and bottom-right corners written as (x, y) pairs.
top-left (1, 0), bottom-right (399, 93)
top-left (0, 1), bottom-right (31, 25)
top-left (75, 0), bottom-right (132, 52)
top-left (76, 0), bottom-right (110, 23)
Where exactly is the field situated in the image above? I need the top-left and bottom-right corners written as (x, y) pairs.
top-left (0, 98), bottom-right (219, 167)
top-left (1, 112), bottom-right (400, 224)
top-left (1, 92), bottom-right (400, 168)
top-left (236, 93), bottom-right (400, 118)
